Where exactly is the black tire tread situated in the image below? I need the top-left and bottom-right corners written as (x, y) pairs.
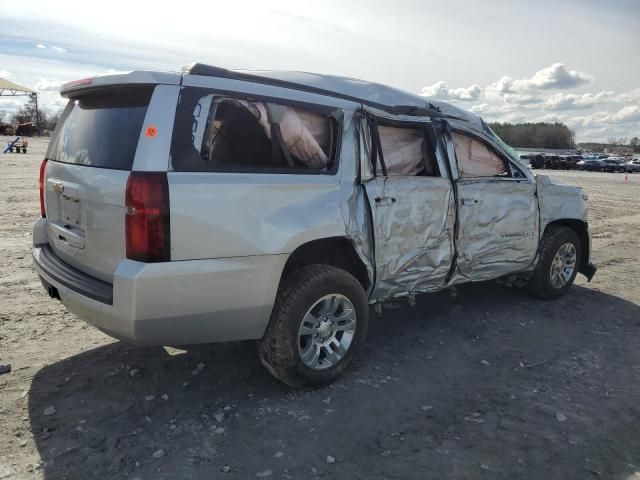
top-left (257, 264), bottom-right (368, 387)
top-left (526, 225), bottom-right (581, 300)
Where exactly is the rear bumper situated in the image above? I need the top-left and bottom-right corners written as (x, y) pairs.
top-left (33, 221), bottom-right (286, 346)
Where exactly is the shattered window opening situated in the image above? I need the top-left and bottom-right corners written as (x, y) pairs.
top-left (171, 90), bottom-right (339, 173)
top-left (451, 131), bottom-right (509, 179)
top-left (369, 121), bottom-right (440, 177)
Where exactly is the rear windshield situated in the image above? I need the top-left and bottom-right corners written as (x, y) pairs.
top-left (46, 87), bottom-right (153, 170)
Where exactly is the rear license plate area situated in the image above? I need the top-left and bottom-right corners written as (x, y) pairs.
top-left (60, 195), bottom-right (81, 227)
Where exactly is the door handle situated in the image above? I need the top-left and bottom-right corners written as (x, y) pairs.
top-left (461, 198), bottom-right (480, 206)
top-left (375, 196), bottom-right (397, 205)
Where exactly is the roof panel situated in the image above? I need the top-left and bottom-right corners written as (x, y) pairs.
top-left (184, 63), bottom-right (483, 127)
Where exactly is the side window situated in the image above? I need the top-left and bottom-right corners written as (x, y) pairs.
top-left (371, 122), bottom-right (440, 177)
top-left (451, 131), bottom-right (508, 178)
top-left (171, 89), bottom-right (338, 172)
top-left (510, 161), bottom-right (528, 179)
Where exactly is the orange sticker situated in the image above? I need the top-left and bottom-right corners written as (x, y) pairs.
top-left (145, 125), bottom-right (158, 138)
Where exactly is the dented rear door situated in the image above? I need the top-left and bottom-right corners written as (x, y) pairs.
top-left (361, 116), bottom-right (455, 299)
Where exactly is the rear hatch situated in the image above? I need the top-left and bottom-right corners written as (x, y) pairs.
top-left (43, 86), bottom-right (153, 283)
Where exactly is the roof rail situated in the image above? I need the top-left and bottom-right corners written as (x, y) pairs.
top-left (181, 62), bottom-right (449, 119)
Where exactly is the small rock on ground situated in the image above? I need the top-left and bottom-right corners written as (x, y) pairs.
top-left (152, 449), bottom-right (165, 459)
top-left (326, 455), bottom-right (336, 464)
top-left (256, 469), bottom-right (273, 477)
top-left (0, 364), bottom-right (11, 375)
top-left (43, 406), bottom-right (56, 416)
top-left (556, 413), bottom-right (568, 422)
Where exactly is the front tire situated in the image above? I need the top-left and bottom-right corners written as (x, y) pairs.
top-left (525, 225), bottom-right (581, 300)
top-left (258, 265), bottom-right (369, 387)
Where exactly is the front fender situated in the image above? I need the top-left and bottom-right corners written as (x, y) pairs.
top-left (536, 175), bottom-right (595, 280)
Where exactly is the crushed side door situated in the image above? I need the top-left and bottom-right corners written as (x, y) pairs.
top-left (360, 112), bottom-right (456, 300)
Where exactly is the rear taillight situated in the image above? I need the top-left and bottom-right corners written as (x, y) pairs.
top-left (125, 172), bottom-right (170, 262)
top-left (39, 159), bottom-right (48, 217)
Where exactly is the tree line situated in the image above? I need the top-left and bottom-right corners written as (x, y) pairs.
top-left (0, 97), bottom-right (61, 133)
top-left (577, 137), bottom-right (640, 154)
top-left (489, 122), bottom-right (576, 149)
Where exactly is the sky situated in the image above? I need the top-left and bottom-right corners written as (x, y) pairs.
top-left (0, 0), bottom-right (638, 142)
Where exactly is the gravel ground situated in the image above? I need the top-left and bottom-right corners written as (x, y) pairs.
top-left (1, 137), bottom-right (639, 480)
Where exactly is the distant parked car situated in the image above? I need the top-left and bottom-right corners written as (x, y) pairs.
top-left (601, 159), bottom-right (626, 173)
top-left (522, 154), bottom-right (545, 169)
top-left (624, 160), bottom-right (640, 173)
top-left (545, 155), bottom-right (562, 169)
top-left (565, 155), bottom-right (583, 170)
top-left (577, 159), bottom-right (606, 171)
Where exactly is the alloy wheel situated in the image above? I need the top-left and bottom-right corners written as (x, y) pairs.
top-left (297, 294), bottom-right (357, 370)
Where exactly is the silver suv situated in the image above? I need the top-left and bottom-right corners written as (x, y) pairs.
top-left (33, 63), bottom-right (597, 387)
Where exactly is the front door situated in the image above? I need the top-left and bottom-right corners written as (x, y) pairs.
top-left (361, 116), bottom-right (456, 299)
top-left (449, 129), bottom-right (539, 281)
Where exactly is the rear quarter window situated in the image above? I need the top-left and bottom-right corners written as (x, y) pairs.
top-left (170, 87), bottom-right (340, 173)
top-left (46, 87), bottom-right (153, 170)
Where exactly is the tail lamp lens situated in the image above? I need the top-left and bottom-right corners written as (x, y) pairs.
top-left (125, 172), bottom-right (170, 262)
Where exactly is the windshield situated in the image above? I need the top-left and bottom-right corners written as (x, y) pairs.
top-left (481, 120), bottom-right (528, 169)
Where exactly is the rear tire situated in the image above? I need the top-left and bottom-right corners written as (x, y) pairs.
top-left (258, 264), bottom-right (369, 388)
top-left (525, 225), bottom-right (581, 300)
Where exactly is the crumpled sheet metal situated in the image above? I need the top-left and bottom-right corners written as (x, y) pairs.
top-left (450, 179), bottom-right (539, 284)
top-left (370, 177), bottom-right (455, 299)
top-left (340, 114), bottom-right (376, 289)
top-left (536, 174), bottom-right (588, 232)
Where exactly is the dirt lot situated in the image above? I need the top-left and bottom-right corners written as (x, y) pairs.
top-left (1, 136), bottom-right (639, 480)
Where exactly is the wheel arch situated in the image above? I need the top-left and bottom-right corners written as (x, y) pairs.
top-left (543, 219), bottom-right (591, 277)
top-left (280, 237), bottom-right (372, 292)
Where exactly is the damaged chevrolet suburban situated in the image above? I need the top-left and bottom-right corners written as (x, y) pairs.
top-left (33, 63), bottom-right (597, 387)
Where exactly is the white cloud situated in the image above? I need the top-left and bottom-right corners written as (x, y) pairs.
top-left (420, 81), bottom-right (482, 101)
top-left (502, 93), bottom-right (543, 106)
top-left (469, 103), bottom-right (492, 114)
top-left (104, 68), bottom-right (132, 76)
top-left (488, 63), bottom-right (593, 96)
top-left (34, 78), bottom-right (66, 92)
top-left (612, 105), bottom-right (640, 123)
top-left (0, 70), bottom-right (10, 78)
top-left (615, 88), bottom-right (640, 104)
top-left (448, 84), bottom-right (482, 101)
top-left (0, 98), bottom-right (23, 109)
top-left (35, 43), bottom-right (67, 53)
top-left (542, 90), bottom-right (615, 110)
top-left (567, 106), bottom-right (640, 130)
top-left (420, 81), bottom-right (448, 98)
